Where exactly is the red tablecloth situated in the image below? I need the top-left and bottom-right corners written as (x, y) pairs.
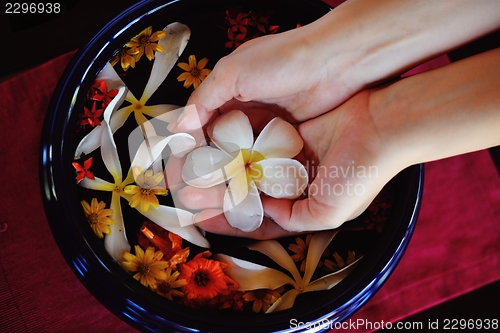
top-left (1, 48), bottom-right (499, 333)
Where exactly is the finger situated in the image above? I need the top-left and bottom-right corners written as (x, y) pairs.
top-left (170, 60), bottom-right (240, 132)
top-left (262, 195), bottom-right (345, 232)
top-left (194, 209), bottom-right (299, 240)
top-left (163, 155), bottom-right (186, 193)
top-left (177, 185), bottom-right (225, 210)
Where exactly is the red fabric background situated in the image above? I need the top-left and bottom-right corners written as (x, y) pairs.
top-left (1, 33), bottom-right (499, 333)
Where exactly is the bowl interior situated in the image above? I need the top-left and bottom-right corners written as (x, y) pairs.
top-left (40, 0), bottom-right (423, 332)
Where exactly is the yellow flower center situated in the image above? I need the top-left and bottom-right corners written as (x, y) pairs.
top-left (190, 67), bottom-right (201, 78)
top-left (88, 213), bottom-right (99, 225)
top-left (133, 101), bottom-right (143, 111)
top-left (139, 264), bottom-right (151, 275)
top-left (141, 188), bottom-right (153, 196)
top-left (114, 186), bottom-right (122, 193)
top-left (241, 149), bottom-right (265, 182)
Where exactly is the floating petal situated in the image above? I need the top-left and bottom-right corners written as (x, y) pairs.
top-left (141, 23), bottom-right (191, 102)
top-left (248, 240), bottom-right (302, 285)
top-left (74, 86), bottom-right (128, 158)
top-left (208, 110), bottom-right (254, 153)
top-left (252, 117), bottom-right (303, 159)
top-left (254, 158), bottom-right (308, 199)
top-left (214, 254), bottom-right (296, 290)
top-left (130, 133), bottom-right (196, 172)
top-left (224, 175), bottom-right (263, 232)
top-left (266, 289), bottom-right (300, 313)
top-left (302, 230), bottom-right (339, 285)
top-left (96, 62), bottom-right (127, 90)
top-left (140, 205), bottom-right (209, 248)
top-left (79, 176), bottom-right (115, 192)
top-left (104, 193), bottom-right (130, 261)
top-left (101, 113), bottom-right (123, 183)
top-left (182, 147), bottom-right (243, 188)
top-left (142, 104), bottom-right (182, 120)
top-left (305, 258), bottom-right (362, 292)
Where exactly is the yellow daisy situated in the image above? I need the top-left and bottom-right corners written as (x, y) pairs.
top-left (110, 46), bottom-right (140, 71)
top-left (122, 245), bottom-right (170, 289)
top-left (177, 55), bottom-right (211, 89)
top-left (242, 287), bottom-right (283, 313)
top-left (81, 198), bottom-right (115, 239)
top-left (126, 26), bottom-right (166, 62)
top-left (124, 167), bottom-right (169, 213)
top-left (156, 267), bottom-right (187, 300)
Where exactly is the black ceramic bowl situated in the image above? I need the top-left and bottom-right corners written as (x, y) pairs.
top-left (40, 0), bottom-right (423, 332)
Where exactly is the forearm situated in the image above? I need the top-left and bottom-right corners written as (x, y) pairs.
top-left (307, 0), bottom-right (500, 90)
top-left (370, 47), bottom-right (500, 169)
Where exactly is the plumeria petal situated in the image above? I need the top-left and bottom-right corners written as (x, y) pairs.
top-left (101, 114), bottom-right (123, 183)
top-left (266, 289), bottom-right (300, 313)
top-left (104, 193), bottom-right (130, 261)
top-left (182, 147), bottom-right (244, 188)
top-left (252, 117), bottom-right (303, 159)
top-left (79, 176), bottom-right (116, 192)
top-left (130, 133), bottom-right (196, 172)
top-left (214, 254), bottom-right (297, 290)
top-left (141, 23), bottom-right (191, 102)
top-left (305, 258), bottom-right (362, 292)
top-left (208, 110), bottom-right (254, 153)
top-left (248, 240), bottom-right (302, 286)
top-left (74, 86), bottom-right (128, 158)
top-left (141, 104), bottom-right (182, 119)
top-left (109, 105), bottom-right (134, 133)
top-left (254, 158), bottom-right (308, 199)
top-left (223, 175), bottom-right (263, 232)
top-left (302, 231), bottom-right (339, 285)
top-left (96, 62), bottom-right (127, 91)
top-left (140, 205), bottom-right (209, 248)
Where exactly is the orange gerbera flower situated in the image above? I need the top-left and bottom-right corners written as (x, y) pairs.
top-left (122, 245), bottom-right (169, 289)
top-left (179, 253), bottom-right (229, 301)
top-left (177, 55), bottom-right (211, 89)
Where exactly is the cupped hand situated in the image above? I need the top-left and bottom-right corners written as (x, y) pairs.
top-left (170, 92), bottom-right (403, 238)
top-left (167, 22), bottom-right (363, 133)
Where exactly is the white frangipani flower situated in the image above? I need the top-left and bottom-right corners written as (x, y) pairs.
top-left (214, 230), bottom-right (361, 313)
top-left (79, 87), bottom-right (208, 260)
top-left (182, 110), bottom-right (308, 232)
top-left (75, 22), bottom-right (191, 159)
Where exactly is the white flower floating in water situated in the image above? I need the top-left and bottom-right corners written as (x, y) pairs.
top-left (182, 110), bottom-right (308, 231)
top-left (75, 22), bottom-right (191, 158)
top-left (215, 230), bottom-right (361, 313)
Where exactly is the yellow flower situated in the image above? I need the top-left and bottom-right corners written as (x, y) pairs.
top-left (124, 167), bottom-right (169, 212)
top-left (177, 55), bottom-right (211, 89)
top-left (81, 198), bottom-right (115, 238)
top-left (126, 26), bottom-right (167, 62)
top-left (110, 46), bottom-right (140, 71)
top-left (242, 287), bottom-right (283, 313)
top-left (122, 245), bottom-right (170, 289)
top-left (288, 234), bottom-right (313, 272)
top-left (156, 267), bottom-right (187, 300)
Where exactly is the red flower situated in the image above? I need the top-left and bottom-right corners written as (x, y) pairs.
top-left (87, 80), bottom-right (118, 108)
top-left (226, 10), bottom-right (249, 34)
top-left (72, 157), bottom-right (95, 183)
top-left (79, 101), bottom-right (104, 128)
top-left (225, 28), bottom-right (247, 49)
